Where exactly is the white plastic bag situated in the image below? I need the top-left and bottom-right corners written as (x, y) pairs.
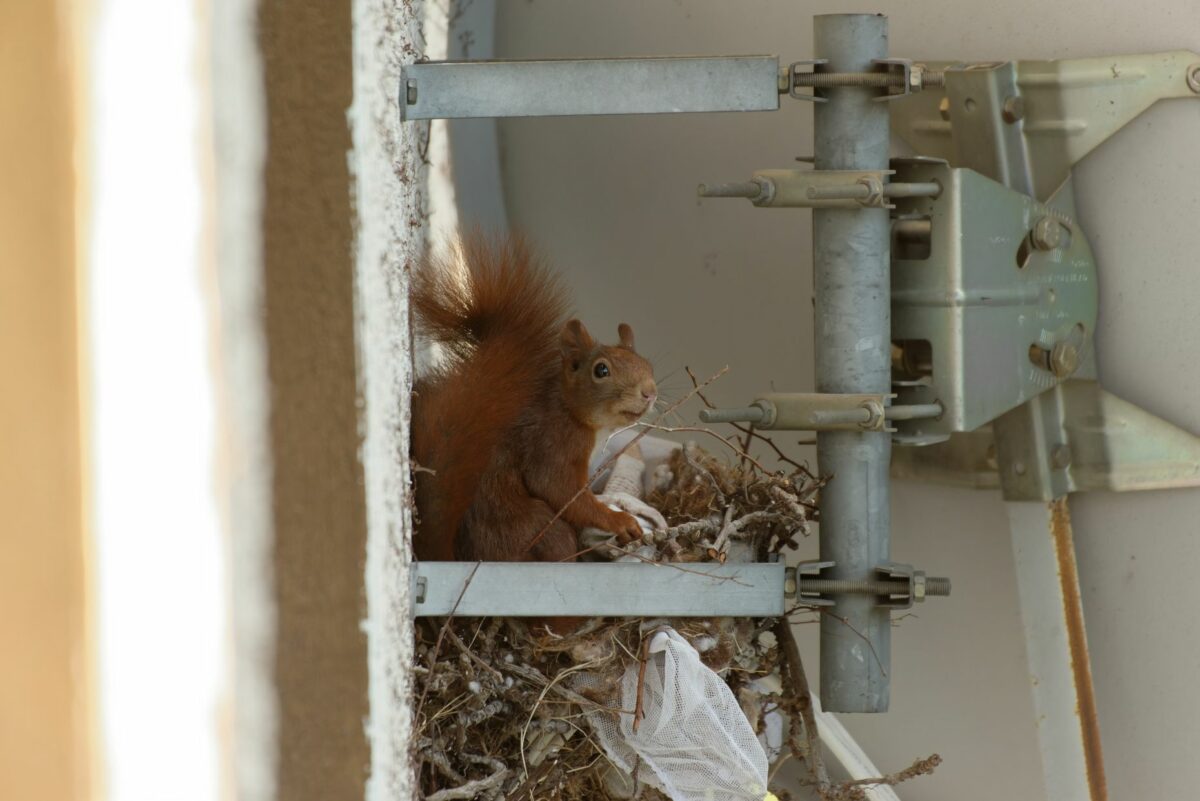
top-left (587, 629), bottom-right (770, 801)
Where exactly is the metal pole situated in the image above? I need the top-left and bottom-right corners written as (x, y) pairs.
top-left (812, 13), bottom-right (893, 713)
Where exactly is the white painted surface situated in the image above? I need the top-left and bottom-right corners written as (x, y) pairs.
top-left (349, 2), bottom-right (425, 800)
top-left (84, 1), bottom-right (227, 799)
top-left (424, 2), bottom-right (461, 257)
top-left (1008, 501), bottom-right (1093, 801)
top-left (211, 0), bottom-right (276, 798)
top-left (811, 695), bottom-right (901, 801)
top-left (476, 2), bottom-right (1200, 799)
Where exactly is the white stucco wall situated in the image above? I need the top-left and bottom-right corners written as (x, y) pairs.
top-left (446, 2), bottom-right (1200, 798)
top-left (350, 2), bottom-right (425, 800)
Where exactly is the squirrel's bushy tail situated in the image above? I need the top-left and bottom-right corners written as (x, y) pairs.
top-left (412, 233), bottom-right (568, 362)
top-left (410, 233), bottom-right (569, 560)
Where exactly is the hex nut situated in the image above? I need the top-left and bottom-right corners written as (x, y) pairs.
top-left (1032, 216), bottom-right (1063, 251)
top-left (913, 572), bottom-right (927, 602)
top-left (1052, 443), bottom-right (1072, 470)
top-left (1050, 341), bottom-right (1080, 378)
top-left (910, 63), bottom-right (925, 90)
top-left (1002, 95), bottom-right (1025, 123)
top-left (859, 399), bottom-right (887, 430)
top-left (1188, 63), bottom-right (1200, 94)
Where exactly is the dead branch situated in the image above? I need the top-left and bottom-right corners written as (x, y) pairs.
top-left (774, 618), bottom-right (831, 795)
top-left (425, 759), bottom-right (508, 801)
top-left (416, 561), bottom-right (483, 719)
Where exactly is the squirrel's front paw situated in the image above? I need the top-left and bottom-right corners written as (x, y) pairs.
top-left (607, 510), bottom-right (644, 544)
top-left (596, 492), bottom-right (668, 531)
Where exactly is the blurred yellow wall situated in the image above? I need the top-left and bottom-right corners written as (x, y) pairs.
top-left (0, 1), bottom-right (91, 799)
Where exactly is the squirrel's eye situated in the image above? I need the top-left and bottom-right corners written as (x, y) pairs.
top-left (593, 362), bottom-right (610, 379)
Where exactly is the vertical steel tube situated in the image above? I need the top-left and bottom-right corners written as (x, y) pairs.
top-left (813, 13), bottom-right (892, 713)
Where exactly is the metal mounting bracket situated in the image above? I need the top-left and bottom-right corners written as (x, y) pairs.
top-left (888, 158), bottom-right (1098, 444)
top-left (700, 392), bottom-right (891, 431)
top-left (786, 59), bottom-right (829, 102)
top-left (413, 560), bottom-right (951, 618)
top-left (885, 53), bottom-right (1198, 801)
top-left (791, 560), bottom-right (952, 610)
top-left (412, 561), bottom-right (786, 617)
top-left (400, 55), bottom-right (781, 120)
top-left (699, 392), bottom-right (946, 433)
top-left (785, 56), bottom-right (942, 103)
top-left (890, 51), bottom-right (1200, 202)
top-left (888, 50), bottom-right (1200, 500)
top-left (697, 168), bottom-right (948, 209)
top-left (892, 381), bottom-right (1200, 500)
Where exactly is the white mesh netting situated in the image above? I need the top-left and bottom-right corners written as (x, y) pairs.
top-left (584, 628), bottom-right (770, 801)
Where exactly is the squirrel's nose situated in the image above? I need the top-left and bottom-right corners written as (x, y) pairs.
top-left (641, 380), bottom-right (658, 401)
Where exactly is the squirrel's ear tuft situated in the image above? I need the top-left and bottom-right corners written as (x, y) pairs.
top-left (617, 323), bottom-right (636, 350)
top-left (561, 319), bottom-right (595, 360)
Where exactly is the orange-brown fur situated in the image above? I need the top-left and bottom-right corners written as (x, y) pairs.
top-left (411, 234), bottom-right (657, 564)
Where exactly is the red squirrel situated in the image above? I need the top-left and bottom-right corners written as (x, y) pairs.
top-left (411, 234), bottom-right (658, 563)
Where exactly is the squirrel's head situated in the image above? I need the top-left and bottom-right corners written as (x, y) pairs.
top-left (560, 319), bottom-right (657, 429)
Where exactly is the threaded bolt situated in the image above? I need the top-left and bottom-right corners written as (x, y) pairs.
top-left (1050, 341), bottom-right (1080, 378)
top-left (790, 70), bottom-right (945, 89)
top-left (1002, 95), bottom-right (1025, 124)
top-left (925, 577), bottom-right (952, 596)
top-left (1031, 217), bottom-right (1063, 251)
top-left (799, 577), bottom-right (951, 598)
top-left (697, 180), bottom-right (769, 200)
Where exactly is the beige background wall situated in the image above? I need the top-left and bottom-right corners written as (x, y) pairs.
top-left (0, 2), bottom-right (90, 799)
top-left (449, 2), bottom-right (1200, 798)
top-left (257, 2), bottom-right (372, 798)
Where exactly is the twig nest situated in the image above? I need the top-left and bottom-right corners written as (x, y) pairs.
top-left (413, 441), bottom-right (823, 800)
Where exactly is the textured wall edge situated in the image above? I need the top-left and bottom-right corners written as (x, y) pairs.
top-left (349, 1), bottom-right (426, 800)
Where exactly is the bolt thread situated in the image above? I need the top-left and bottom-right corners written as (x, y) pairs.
top-left (926, 577), bottom-right (952, 596)
top-left (800, 577), bottom-right (952, 596)
top-left (791, 70), bottom-right (945, 89)
top-left (801, 579), bottom-right (906, 594)
top-left (796, 72), bottom-right (897, 87)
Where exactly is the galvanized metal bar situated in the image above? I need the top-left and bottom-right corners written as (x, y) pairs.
top-left (411, 561), bottom-right (787, 617)
top-left (400, 56), bottom-right (781, 120)
top-left (812, 13), bottom-right (894, 713)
